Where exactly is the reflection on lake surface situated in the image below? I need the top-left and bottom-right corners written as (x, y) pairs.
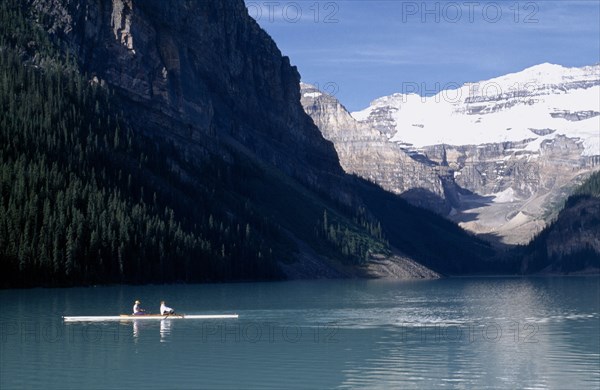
top-left (131, 319), bottom-right (173, 343)
top-left (1, 277), bottom-right (598, 389)
top-left (160, 319), bottom-right (172, 342)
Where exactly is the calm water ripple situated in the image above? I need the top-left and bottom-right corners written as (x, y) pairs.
top-left (1, 277), bottom-right (599, 389)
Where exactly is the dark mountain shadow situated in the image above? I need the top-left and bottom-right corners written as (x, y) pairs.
top-left (454, 193), bottom-right (496, 212)
top-left (399, 186), bottom-right (497, 225)
top-left (398, 186), bottom-right (518, 271)
top-left (400, 188), bottom-right (451, 215)
top-left (352, 178), bottom-right (499, 275)
top-left (474, 231), bottom-right (513, 248)
top-left (397, 185), bottom-right (497, 228)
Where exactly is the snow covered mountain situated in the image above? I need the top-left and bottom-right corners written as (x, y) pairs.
top-left (352, 63), bottom-right (599, 155)
top-left (302, 63), bottom-right (600, 245)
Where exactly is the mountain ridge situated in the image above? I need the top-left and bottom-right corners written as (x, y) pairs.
top-left (351, 63), bottom-right (599, 154)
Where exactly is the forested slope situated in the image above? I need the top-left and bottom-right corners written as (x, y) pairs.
top-left (519, 171), bottom-right (600, 274)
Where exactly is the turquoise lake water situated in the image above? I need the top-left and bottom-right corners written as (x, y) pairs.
top-left (1, 277), bottom-right (599, 389)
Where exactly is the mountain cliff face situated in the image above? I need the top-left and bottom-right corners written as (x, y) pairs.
top-left (32, 0), bottom-right (343, 192)
top-left (300, 83), bottom-right (457, 214)
top-left (302, 64), bottom-right (600, 245)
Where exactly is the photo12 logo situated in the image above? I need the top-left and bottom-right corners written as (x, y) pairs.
top-left (0, 320), bottom-right (340, 345)
top-left (401, 1), bottom-right (540, 23)
top-left (396, 80), bottom-right (540, 103)
top-left (200, 322), bottom-right (339, 344)
top-left (246, 1), bottom-right (340, 23)
top-left (310, 81), bottom-right (340, 97)
top-left (398, 321), bottom-right (540, 344)
top-left (0, 321), bottom-right (122, 344)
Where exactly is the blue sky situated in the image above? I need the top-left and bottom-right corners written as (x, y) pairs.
top-left (245, 0), bottom-right (600, 111)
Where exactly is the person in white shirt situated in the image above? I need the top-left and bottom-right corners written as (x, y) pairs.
top-left (133, 300), bottom-right (146, 315)
top-left (160, 301), bottom-right (175, 315)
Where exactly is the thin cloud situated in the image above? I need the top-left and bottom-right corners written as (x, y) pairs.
top-left (248, 0), bottom-right (600, 110)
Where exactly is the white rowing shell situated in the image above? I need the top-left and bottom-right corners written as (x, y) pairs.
top-left (63, 314), bottom-right (238, 322)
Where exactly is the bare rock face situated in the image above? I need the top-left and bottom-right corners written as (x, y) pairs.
top-left (31, 0), bottom-right (344, 195)
top-left (300, 83), bottom-right (457, 214)
top-left (111, 0), bottom-right (133, 50)
top-left (421, 138), bottom-right (597, 244)
top-left (423, 137), bottom-right (596, 201)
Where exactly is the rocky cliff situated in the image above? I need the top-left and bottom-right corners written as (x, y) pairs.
top-left (302, 64), bottom-right (600, 245)
top-left (32, 0), bottom-right (344, 193)
top-left (300, 83), bottom-right (458, 214)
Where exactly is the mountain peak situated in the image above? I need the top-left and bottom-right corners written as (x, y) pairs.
top-left (523, 62), bottom-right (566, 73)
top-left (349, 63), bottom-right (599, 155)
top-left (484, 63), bottom-right (599, 87)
